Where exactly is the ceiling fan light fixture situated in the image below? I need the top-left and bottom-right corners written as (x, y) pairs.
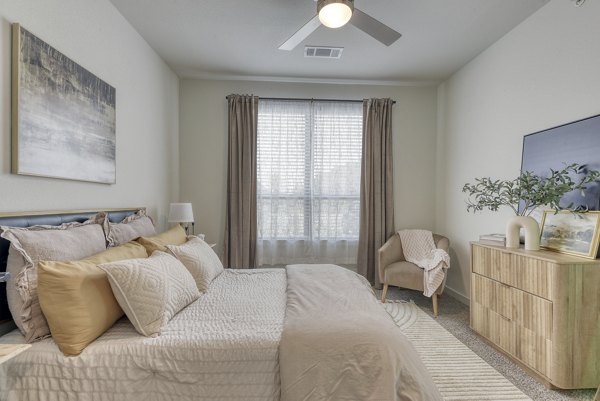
top-left (318, 0), bottom-right (354, 29)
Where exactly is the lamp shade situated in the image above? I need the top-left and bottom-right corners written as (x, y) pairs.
top-left (318, 0), bottom-right (354, 29)
top-left (168, 203), bottom-right (194, 223)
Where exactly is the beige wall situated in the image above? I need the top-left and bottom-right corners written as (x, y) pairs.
top-left (436, 0), bottom-right (600, 301)
top-left (179, 79), bottom-right (438, 255)
top-left (0, 0), bottom-right (180, 228)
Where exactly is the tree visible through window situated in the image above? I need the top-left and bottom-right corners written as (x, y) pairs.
top-left (257, 99), bottom-right (363, 265)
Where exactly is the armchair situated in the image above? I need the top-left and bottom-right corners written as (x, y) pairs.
top-left (378, 233), bottom-right (450, 317)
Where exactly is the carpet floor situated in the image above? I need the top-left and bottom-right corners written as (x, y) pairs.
top-left (377, 286), bottom-right (597, 401)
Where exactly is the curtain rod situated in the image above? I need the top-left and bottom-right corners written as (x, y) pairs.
top-left (226, 95), bottom-right (396, 104)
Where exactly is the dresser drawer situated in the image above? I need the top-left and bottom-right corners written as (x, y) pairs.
top-left (472, 273), bottom-right (552, 337)
top-left (471, 273), bottom-right (512, 319)
top-left (488, 309), bottom-right (516, 355)
top-left (504, 253), bottom-right (553, 300)
top-left (471, 273), bottom-right (515, 356)
top-left (472, 245), bottom-right (507, 282)
top-left (472, 295), bottom-right (550, 377)
top-left (511, 286), bottom-right (553, 340)
top-left (471, 294), bottom-right (515, 355)
top-left (515, 325), bottom-right (552, 378)
top-left (471, 301), bottom-right (489, 338)
top-left (472, 244), bottom-right (554, 300)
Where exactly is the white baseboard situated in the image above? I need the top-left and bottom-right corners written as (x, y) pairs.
top-left (443, 286), bottom-right (470, 305)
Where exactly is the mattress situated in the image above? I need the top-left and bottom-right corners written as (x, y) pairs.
top-left (0, 268), bottom-right (286, 401)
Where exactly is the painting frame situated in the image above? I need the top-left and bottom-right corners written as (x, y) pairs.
top-left (11, 23), bottom-right (116, 184)
top-left (539, 210), bottom-right (600, 259)
top-left (519, 114), bottom-right (600, 214)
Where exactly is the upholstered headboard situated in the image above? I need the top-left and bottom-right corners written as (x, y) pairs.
top-left (0, 208), bottom-right (143, 336)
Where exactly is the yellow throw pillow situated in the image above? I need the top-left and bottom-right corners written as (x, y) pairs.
top-left (136, 224), bottom-right (187, 255)
top-left (38, 242), bottom-right (148, 356)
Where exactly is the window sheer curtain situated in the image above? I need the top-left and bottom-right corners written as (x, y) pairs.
top-left (256, 100), bottom-right (363, 265)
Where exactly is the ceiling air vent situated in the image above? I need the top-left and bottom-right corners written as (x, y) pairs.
top-left (304, 46), bottom-right (343, 59)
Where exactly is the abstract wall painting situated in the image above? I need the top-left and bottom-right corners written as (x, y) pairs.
top-left (11, 24), bottom-right (116, 184)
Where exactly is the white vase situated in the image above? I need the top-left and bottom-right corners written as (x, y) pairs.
top-left (506, 216), bottom-right (540, 251)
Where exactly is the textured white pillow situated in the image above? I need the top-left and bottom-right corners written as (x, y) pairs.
top-left (166, 237), bottom-right (224, 292)
top-left (98, 252), bottom-right (200, 337)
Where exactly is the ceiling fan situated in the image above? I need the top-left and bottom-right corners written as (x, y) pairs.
top-left (279, 0), bottom-right (402, 51)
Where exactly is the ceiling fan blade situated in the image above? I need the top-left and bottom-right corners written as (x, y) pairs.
top-left (350, 8), bottom-right (402, 46)
top-left (279, 15), bottom-right (321, 51)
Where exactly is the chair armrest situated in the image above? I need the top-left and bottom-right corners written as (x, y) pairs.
top-left (434, 235), bottom-right (450, 252)
top-left (432, 234), bottom-right (450, 295)
top-left (378, 234), bottom-right (405, 283)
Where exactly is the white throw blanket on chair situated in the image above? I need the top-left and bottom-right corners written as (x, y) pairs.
top-left (398, 229), bottom-right (450, 297)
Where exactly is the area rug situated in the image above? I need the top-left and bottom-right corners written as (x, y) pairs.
top-left (383, 300), bottom-right (532, 401)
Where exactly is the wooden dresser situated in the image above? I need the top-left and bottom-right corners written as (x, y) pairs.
top-left (470, 242), bottom-right (600, 389)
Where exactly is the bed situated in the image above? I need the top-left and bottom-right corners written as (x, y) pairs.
top-left (0, 209), bottom-right (442, 401)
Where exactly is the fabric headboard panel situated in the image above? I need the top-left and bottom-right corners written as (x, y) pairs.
top-left (0, 208), bottom-right (143, 335)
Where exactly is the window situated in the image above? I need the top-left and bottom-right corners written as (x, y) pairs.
top-left (256, 99), bottom-right (363, 265)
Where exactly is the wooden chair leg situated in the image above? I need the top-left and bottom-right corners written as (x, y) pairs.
top-left (432, 293), bottom-right (439, 318)
top-left (381, 284), bottom-right (389, 303)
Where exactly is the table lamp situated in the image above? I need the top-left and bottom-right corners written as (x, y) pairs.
top-left (168, 203), bottom-right (195, 234)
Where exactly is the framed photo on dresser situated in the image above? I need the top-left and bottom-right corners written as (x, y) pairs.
top-left (540, 210), bottom-right (600, 259)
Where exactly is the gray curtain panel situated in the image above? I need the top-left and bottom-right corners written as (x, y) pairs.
top-left (223, 94), bottom-right (259, 269)
top-left (357, 98), bottom-right (395, 287)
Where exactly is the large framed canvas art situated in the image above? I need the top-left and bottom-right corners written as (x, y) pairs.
top-left (11, 24), bottom-right (116, 184)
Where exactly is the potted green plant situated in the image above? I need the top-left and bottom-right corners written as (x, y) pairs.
top-left (462, 163), bottom-right (600, 250)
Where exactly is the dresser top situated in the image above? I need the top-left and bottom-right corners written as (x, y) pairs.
top-left (471, 241), bottom-right (600, 265)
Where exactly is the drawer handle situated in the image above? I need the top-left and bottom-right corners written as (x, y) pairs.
top-left (498, 314), bottom-right (512, 322)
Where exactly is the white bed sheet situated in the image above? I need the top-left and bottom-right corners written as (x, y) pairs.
top-left (0, 269), bottom-right (286, 401)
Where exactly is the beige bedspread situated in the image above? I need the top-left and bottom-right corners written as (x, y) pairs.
top-left (280, 264), bottom-right (442, 401)
top-left (0, 269), bottom-right (285, 401)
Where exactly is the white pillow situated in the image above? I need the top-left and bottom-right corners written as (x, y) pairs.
top-left (166, 237), bottom-right (224, 292)
top-left (98, 252), bottom-right (200, 337)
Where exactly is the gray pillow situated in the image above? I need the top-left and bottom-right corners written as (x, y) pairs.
top-left (106, 210), bottom-right (156, 247)
top-left (1, 216), bottom-right (107, 342)
top-left (99, 252), bottom-right (200, 337)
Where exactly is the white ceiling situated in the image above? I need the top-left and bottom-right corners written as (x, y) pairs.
top-left (110, 0), bottom-right (549, 83)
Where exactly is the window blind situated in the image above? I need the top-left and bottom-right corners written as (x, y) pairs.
top-left (257, 99), bottom-right (363, 265)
